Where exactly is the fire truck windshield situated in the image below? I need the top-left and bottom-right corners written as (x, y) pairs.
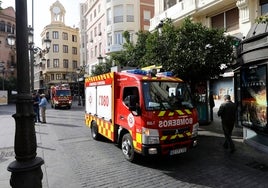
top-left (142, 81), bottom-right (193, 110)
top-left (56, 90), bottom-right (71, 96)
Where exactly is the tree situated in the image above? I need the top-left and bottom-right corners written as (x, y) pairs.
top-left (161, 18), bottom-right (234, 83)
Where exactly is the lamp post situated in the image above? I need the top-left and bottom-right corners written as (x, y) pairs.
top-left (28, 27), bottom-right (51, 92)
top-left (76, 68), bottom-right (82, 106)
top-left (7, 0), bottom-right (44, 187)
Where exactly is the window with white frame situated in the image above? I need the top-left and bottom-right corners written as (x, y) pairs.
top-left (56, 74), bottom-right (61, 80)
top-left (53, 59), bottom-right (59, 68)
top-left (114, 32), bottom-right (123, 45)
top-left (126, 4), bottom-right (134, 22)
top-left (114, 5), bottom-right (123, 23)
top-left (107, 8), bottom-right (112, 25)
top-left (53, 44), bottom-right (59, 52)
top-left (107, 33), bottom-right (112, 46)
top-left (144, 10), bottom-right (151, 22)
top-left (53, 31), bottom-right (59, 39)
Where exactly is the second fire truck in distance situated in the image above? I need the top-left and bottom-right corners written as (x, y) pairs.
top-left (50, 84), bottom-right (73, 109)
top-left (84, 69), bottom-right (199, 162)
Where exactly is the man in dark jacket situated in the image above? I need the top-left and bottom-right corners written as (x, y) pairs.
top-left (217, 95), bottom-right (237, 153)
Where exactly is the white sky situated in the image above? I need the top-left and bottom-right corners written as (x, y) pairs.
top-left (2, 0), bottom-right (84, 47)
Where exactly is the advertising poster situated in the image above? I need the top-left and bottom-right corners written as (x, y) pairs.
top-left (0, 90), bottom-right (8, 105)
top-left (241, 65), bottom-right (268, 134)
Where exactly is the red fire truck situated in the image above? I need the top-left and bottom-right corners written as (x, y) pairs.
top-left (84, 69), bottom-right (198, 162)
top-left (50, 84), bottom-right (72, 109)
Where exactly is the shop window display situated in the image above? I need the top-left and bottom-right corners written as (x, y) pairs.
top-left (241, 65), bottom-right (268, 135)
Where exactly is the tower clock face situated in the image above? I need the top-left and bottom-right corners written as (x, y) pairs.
top-left (53, 6), bottom-right (60, 14)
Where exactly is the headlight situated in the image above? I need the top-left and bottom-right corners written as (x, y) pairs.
top-left (142, 128), bottom-right (159, 144)
top-left (192, 123), bottom-right (199, 138)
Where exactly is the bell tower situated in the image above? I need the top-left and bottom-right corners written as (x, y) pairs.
top-left (50, 0), bottom-right (66, 24)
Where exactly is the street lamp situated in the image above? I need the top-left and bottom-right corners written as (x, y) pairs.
top-left (97, 54), bottom-right (103, 63)
top-left (28, 26), bottom-right (51, 92)
top-left (7, 0), bottom-right (44, 187)
top-left (7, 27), bottom-right (51, 93)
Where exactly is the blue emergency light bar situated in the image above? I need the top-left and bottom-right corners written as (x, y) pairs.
top-left (126, 69), bottom-right (147, 75)
top-left (156, 71), bottom-right (173, 77)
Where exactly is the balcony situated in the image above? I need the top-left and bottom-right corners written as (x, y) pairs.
top-left (149, 0), bottom-right (233, 31)
top-left (105, 44), bottom-right (123, 54)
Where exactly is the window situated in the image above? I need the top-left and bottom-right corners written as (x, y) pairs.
top-left (260, 0), bottom-right (268, 15)
top-left (47, 59), bottom-right (50, 68)
top-left (144, 10), bottom-right (151, 22)
top-left (53, 59), bottom-right (59, 68)
top-left (62, 32), bottom-right (68, 40)
top-left (107, 33), bottom-right (112, 46)
top-left (107, 8), bottom-right (112, 25)
top-left (6, 23), bottom-right (12, 33)
top-left (63, 59), bottom-right (68, 68)
top-left (94, 9), bottom-right (96, 18)
top-left (99, 43), bottom-right (102, 55)
top-left (94, 27), bottom-right (97, 37)
top-left (53, 44), bottom-right (59, 52)
top-left (51, 74), bottom-right (55, 80)
top-left (56, 74), bottom-right (61, 80)
top-left (72, 35), bottom-right (77, 42)
top-left (123, 87), bottom-right (139, 107)
top-left (114, 32), bottom-right (123, 45)
top-left (63, 45), bottom-right (68, 53)
top-left (0, 21), bottom-right (5, 32)
top-left (53, 31), bottom-right (59, 39)
top-left (95, 45), bottom-right (97, 57)
top-left (72, 47), bottom-right (77, 55)
top-left (114, 5), bottom-right (123, 23)
top-left (211, 7), bottom-right (239, 32)
top-left (126, 4), bottom-right (134, 22)
top-left (72, 61), bottom-right (78, 69)
top-left (98, 23), bottom-right (102, 35)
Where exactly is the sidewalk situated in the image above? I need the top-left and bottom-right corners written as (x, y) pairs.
top-left (0, 103), bottom-right (82, 188)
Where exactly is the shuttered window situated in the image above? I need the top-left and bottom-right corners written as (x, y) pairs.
top-left (211, 7), bottom-right (239, 32)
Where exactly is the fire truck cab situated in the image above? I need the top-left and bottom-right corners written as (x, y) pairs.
top-left (85, 70), bottom-right (198, 162)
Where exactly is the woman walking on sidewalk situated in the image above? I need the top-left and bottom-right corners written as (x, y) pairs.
top-left (217, 95), bottom-right (237, 153)
top-left (39, 94), bottom-right (48, 123)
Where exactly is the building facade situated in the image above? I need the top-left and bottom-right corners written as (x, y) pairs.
top-left (150, 0), bottom-right (268, 152)
top-left (36, 0), bottom-right (80, 91)
top-left (0, 6), bottom-right (16, 83)
top-left (79, 0), bottom-right (154, 74)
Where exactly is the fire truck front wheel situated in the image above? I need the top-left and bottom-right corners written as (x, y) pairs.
top-left (91, 121), bottom-right (100, 140)
top-left (121, 133), bottom-right (135, 162)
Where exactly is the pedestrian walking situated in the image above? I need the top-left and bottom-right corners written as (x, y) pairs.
top-left (209, 91), bottom-right (215, 121)
top-left (217, 95), bottom-right (237, 153)
top-left (32, 92), bottom-right (41, 123)
top-left (39, 93), bottom-right (48, 123)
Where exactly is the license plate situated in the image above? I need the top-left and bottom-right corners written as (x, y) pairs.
top-left (170, 147), bottom-right (187, 155)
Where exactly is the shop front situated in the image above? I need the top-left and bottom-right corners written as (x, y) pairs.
top-left (236, 23), bottom-right (268, 153)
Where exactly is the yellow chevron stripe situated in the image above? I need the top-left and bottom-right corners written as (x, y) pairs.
top-left (158, 111), bottom-right (166, 116)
